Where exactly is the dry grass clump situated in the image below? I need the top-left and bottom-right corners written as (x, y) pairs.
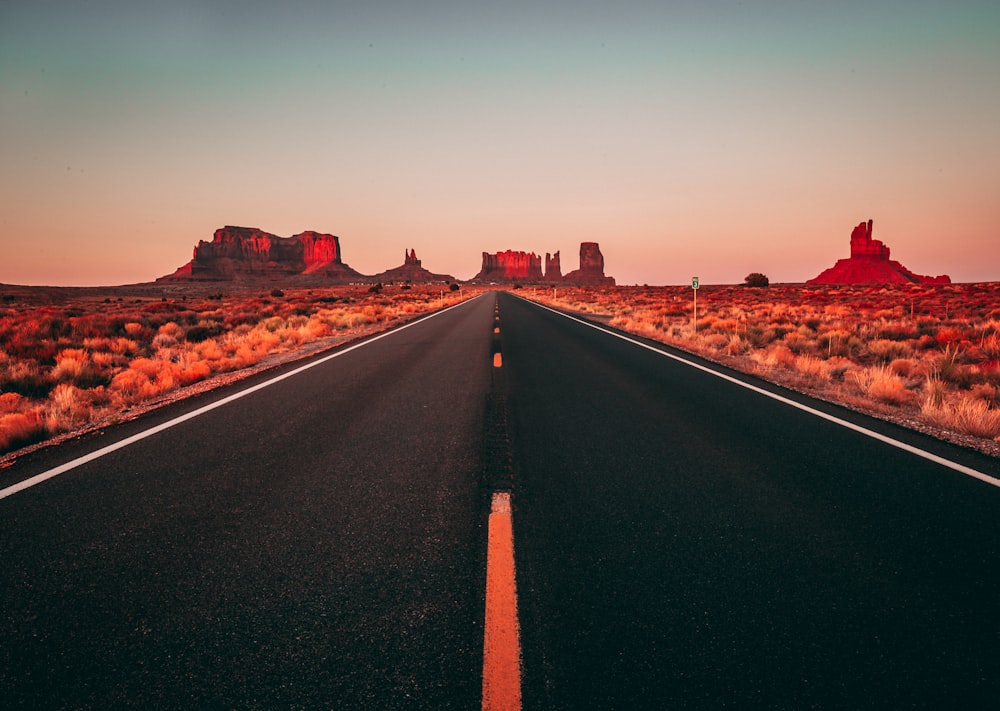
top-left (0, 284), bottom-right (477, 456)
top-left (533, 282), bottom-right (1000, 448)
top-left (923, 397), bottom-right (1000, 439)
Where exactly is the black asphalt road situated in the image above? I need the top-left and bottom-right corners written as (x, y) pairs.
top-left (498, 292), bottom-right (1000, 710)
top-left (2, 291), bottom-right (999, 710)
top-left (1, 295), bottom-right (497, 710)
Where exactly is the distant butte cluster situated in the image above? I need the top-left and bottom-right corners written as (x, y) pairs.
top-left (471, 242), bottom-right (615, 285)
top-left (159, 226), bottom-right (615, 285)
top-left (808, 220), bottom-right (950, 285)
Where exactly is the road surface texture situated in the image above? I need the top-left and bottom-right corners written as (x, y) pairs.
top-left (1, 295), bottom-right (497, 709)
top-left (2, 291), bottom-right (998, 709)
top-left (498, 292), bottom-right (1000, 710)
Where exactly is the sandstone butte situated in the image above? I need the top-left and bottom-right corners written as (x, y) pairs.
top-left (371, 249), bottom-right (455, 283)
top-left (160, 226), bottom-right (365, 283)
top-left (808, 220), bottom-right (950, 285)
top-left (472, 242), bottom-right (615, 285)
top-left (159, 226), bottom-right (615, 285)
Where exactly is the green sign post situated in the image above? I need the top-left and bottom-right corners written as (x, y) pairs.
top-left (692, 276), bottom-right (699, 333)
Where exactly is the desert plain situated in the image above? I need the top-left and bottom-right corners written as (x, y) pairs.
top-left (1, 280), bottom-right (999, 462)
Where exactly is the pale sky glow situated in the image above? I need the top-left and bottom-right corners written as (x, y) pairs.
top-left (2, 1), bottom-right (998, 286)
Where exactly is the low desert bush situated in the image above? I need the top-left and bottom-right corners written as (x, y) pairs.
top-left (0, 411), bottom-right (48, 452)
top-left (852, 364), bottom-right (914, 405)
top-left (922, 398), bottom-right (1000, 439)
top-left (868, 339), bottom-right (912, 363)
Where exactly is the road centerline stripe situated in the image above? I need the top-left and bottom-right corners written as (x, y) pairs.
top-left (483, 491), bottom-right (522, 711)
top-left (523, 297), bottom-right (1000, 489)
top-left (0, 295), bottom-right (486, 501)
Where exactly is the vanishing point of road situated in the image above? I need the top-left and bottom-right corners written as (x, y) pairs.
top-left (2, 292), bottom-right (998, 709)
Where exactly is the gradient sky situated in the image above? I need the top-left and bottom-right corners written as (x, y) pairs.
top-left (2, 1), bottom-right (998, 286)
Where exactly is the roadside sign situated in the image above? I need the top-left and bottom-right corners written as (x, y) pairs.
top-left (692, 276), bottom-right (700, 289)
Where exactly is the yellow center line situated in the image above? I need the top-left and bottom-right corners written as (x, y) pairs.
top-left (482, 491), bottom-right (522, 711)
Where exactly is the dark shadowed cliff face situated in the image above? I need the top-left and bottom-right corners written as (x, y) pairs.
top-left (160, 226), bottom-right (364, 282)
top-left (563, 242), bottom-right (615, 285)
top-left (808, 220), bottom-right (950, 285)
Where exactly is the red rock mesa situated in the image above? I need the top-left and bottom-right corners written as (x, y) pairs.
top-left (474, 243), bottom-right (614, 285)
top-left (808, 220), bottom-right (950, 285)
top-left (161, 226), bottom-right (364, 282)
top-left (474, 250), bottom-right (545, 282)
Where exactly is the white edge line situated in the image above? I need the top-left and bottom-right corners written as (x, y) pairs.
top-left (522, 296), bottom-right (1000, 490)
top-left (0, 295), bottom-right (485, 501)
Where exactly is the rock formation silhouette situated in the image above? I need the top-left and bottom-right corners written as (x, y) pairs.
top-left (473, 243), bottom-right (614, 285)
top-left (474, 250), bottom-right (545, 282)
top-left (545, 251), bottom-right (562, 281)
top-left (160, 226), bottom-right (364, 282)
top-left (563, 242), bottom-right (615, 285)
top-left (808, 220), bottom-right (950, 285)
top-left (372, 248), bottom-right (455, 283)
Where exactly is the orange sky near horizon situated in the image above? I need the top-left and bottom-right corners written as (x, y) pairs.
top-left (2, 1), bottom-right (998, 287)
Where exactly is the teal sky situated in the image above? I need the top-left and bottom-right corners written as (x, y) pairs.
top-left (2, 1), bottom-right (998, 285)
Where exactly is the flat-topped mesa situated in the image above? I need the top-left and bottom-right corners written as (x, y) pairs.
top-left (159, 226), bottom-right (364, 282)
top-left (473, 243), bottom-right (615, 285)
top-left (563, 242), bottom-right (615, 285)
top-left (474, 250), bottom-right (545, 282)
top-left (808, 219), bottom-right (950, 285)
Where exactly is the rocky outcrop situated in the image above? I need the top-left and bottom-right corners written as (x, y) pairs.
top-left (160, 226), bottom-right (364, 282)
top-left (808, 220), bottom-right (950, 285)
top-left (473, 243), bottom-right (614, 285)
top-left (474, 250), bottom-right (544, 282)
top-left (545, 252), bottom-right (562, 281)
top-left (372, 249), bottom-right (455, 283)
top-left (563, 242), bottom-right (615, 285)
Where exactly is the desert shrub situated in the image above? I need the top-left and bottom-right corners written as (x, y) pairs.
top-left (793, 355), bottom-right (828, 380)
top-left (923, 398), bottom-right (1000, 439)
top-left (152, 332), bottom-right (179, 349)
top-left (2, 361), bottom-right (52, 398)
top-left (184, 323), bottom-right (222, 343)
top-left (888, 358), bottom-right (915, 377)
top-left (853, 365), bottom-right (914, 405)
top-left (0, 391), bottom-right (27, 413)
top-left (48, 383), bottom-right (89, 428)
top-left (782, 331), bottom-right (812, 354)
top-left (755, 345), bottom-right (797, 370)
top-left (744, 326), bottom-right (768, 348)
top-left (923, 376), bottom-right (946, 409)
top-left (935, 345), bottom-right (978, 388)
top-left (0, 411), bottom-right (48, 453)
top-left (726, 334), bottom-right (748, 356)
top-left (449, 282), bottom-right (460, 291)
top-left (868, 339), bottom-right (912, 363)
top-left (51, 349), bottom-right (88, 381)
top-left (744, 272), bottom-right (770, 287)
top-left (969, 383), bottom-right (998, 406)
top-left (702, 333), bottom-right (729, 350)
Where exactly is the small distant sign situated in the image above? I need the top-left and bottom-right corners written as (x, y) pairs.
top-left (691, 276), bottom-right (700, 290)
